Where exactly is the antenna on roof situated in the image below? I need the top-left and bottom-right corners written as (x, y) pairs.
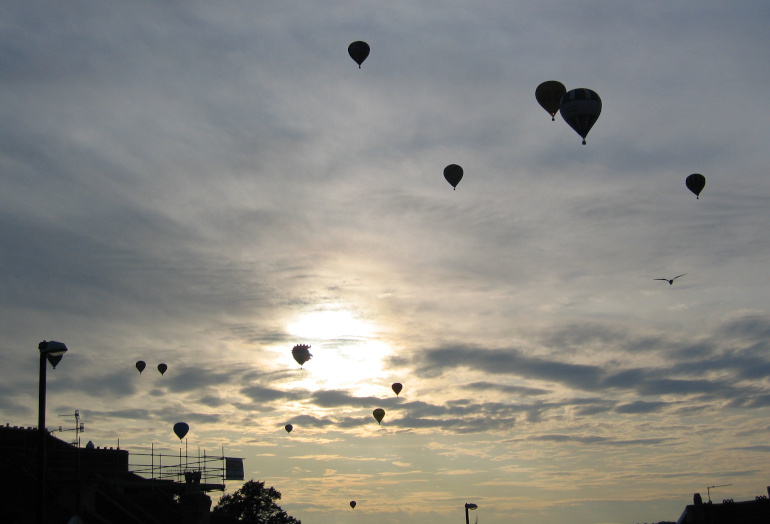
top-left (55, 409), bottom-right (84, 447)
top-left (707, 483), bottom-right (732, 503)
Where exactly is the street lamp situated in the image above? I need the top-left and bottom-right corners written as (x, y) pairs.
top-left (465, 502), bottom-right (478, 524)
top-left (38, 340), bottom-right (68, 524)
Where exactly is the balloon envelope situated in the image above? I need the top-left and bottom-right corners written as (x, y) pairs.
top-left (372, 408), bottom-right (385, 425)
top-left (157, 363), bottom-right (168, 375)
top-left (135, 360), bottom-right (146, 374)
top-left (686, 173), bottom-right (706, 199)
top-left (292, 344), bottom-right (312, 367)
top-left (173, 422), bottom-right (189, 440)
top-left (391, 383), bottom-right (403, 396)
top-left (350, 501), bottom-right (357, 509)
top-left (443, 164), bottom-right (463, 190)
top-left (285, 424), bottom-right (293, 433)
top-left (536, 80), bottom-right (566, 121)
top-left (348, 41), bottom-right (370, 68)
top-left (560, 88), bottom-right (602, 144)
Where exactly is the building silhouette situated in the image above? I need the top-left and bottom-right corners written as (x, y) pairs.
top-left (1, 424), bottom-right (229, 523)
top-left (676, 487), bottom-right (770, 524)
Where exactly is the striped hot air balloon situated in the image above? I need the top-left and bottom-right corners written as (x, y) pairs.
top-left (560, 88), bottom-right (602, 144)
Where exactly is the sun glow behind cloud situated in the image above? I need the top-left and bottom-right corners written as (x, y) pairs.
top-left (285, 309), bottom-right (391, 392)
top-left (287, 310), bottom-right (373, 341)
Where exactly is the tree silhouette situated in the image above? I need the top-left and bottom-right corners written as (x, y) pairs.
top-left (212, 480), bottom-right (301, 524)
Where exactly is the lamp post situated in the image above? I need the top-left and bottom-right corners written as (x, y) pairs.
top-left (464, 502), bottom-right (478, 524)
top-left (38, 340), bottom-right (68, 524)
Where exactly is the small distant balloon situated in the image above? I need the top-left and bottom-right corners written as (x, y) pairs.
top-left (173, 422), bottom-right (189, 440)
top-left (135, 361), bottom-right (146, 374)
top-left (350, 501), bottom-right (357, 509)
top-left (292, 344), bottom-right (312, 368)
top-left (560, 88), bottom-right (602, 144)
top-left (157, 363), bottom-right (168, 375)
top-left (686, 173), bottom-right (706, 199)
top-left (444, 164), bottom-right (463, 190)
top-left (535, 80), bottom-right (567, 121)
top-left (391, 383), bottom-right (403, 396)
top-left (348, 41), bottom-right (370, 68)
top-left (372, 408), bottom-right (385, 425)
top-left (285, 424), bottom-right (293, 434)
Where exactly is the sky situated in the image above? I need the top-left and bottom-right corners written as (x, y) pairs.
top-left (2, 1), bottom-right (770, 523)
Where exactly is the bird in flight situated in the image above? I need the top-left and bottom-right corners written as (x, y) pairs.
top-left (655, 274), bottom-right (686, 285)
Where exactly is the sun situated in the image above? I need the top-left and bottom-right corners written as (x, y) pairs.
top-left (285, 308), bottom-right (389, 391)
top-left (286, 310), bottom-right (372, 341)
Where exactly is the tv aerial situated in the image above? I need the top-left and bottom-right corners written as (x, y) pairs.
top-left (706, 483), bottom-right (732, 503)
top-left (54, 409), bottom-right (85, 446)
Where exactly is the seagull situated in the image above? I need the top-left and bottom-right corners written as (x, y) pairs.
top-left (655, 274), bottom-right (686, 285)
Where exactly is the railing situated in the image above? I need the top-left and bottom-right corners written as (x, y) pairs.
top-left (127, 444), bottom-right (228, 490)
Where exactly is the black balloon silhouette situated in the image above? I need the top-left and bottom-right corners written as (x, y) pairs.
top-left (686, 173), bottom-right (706, 199)
top-left (444, 164), bottom-right (463, 190)
top-left (348, 41), bottom-right (370, 68)
top-left (173, 422), bottom-right (189, 440)
top-left (292, 344), bottom-right (312, 368)
top-left (536, 80), bottom-right (567, 121)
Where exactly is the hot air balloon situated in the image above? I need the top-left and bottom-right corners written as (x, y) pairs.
top-left (350, 501), bottom-right (357, 509)
top-left (391, 383), bottom-right (403, 396)
top-left (686, 173), bottom-right (706, 199)
top-left (444, 164), bottom-right (463, 190)
top-left (285, 424), bottom-right (293, 434)
top-left (535, 80), bottom-right (566, 121)
top-left (292, 344), bottom-right (312, 368)
top-left (173, 422), bottom-right (189, 440)
top-left (157, 363), bottom-right (168, 375)
top-left (560, 88), bottom-right (602, 144)
top-left (348, 41), bottom-right (370, 68)
top-left (135, 361), bottom-right (146, 374)
top-left (372, 408), bottom-right (385, 425)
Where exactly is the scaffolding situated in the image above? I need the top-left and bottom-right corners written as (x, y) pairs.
top-left (127, 443), bottom-right (238, 491)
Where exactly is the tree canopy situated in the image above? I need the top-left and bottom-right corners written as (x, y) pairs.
top-left (212, 480), bottom-right (301, 524)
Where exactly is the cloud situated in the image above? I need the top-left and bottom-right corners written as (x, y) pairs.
top-left (309, 390), bottom-right (385, 409)
top-left (240, 385), bottom-right (307, 404)
top-left (463, 381), bottom-right (550, 396)
top-left (284, 414), bottom-right (336, 429)
top-left (613, 401), bottom-right (669, 414)
top-left (516, 434), bottom-right (677, 447)
top-left (413, 344), bottom-right (604, 390)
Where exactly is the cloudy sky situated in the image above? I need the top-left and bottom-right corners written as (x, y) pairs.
top-left (2, 2), bottom-right (770, 523)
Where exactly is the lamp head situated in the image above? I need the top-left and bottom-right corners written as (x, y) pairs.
top-left (39, 340), bottom-right (68, 357)
top-left (46, 354), bottom-right (64, 368)
top-left (465, 503), bottom-right (478, 510)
